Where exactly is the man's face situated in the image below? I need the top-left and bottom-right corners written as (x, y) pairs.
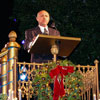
top-left (36, 10), bottom-right (50, 27)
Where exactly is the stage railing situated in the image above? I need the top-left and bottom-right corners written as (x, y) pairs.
top-left (76, 61), bottom-right (99, 100)
top-left (17, 60), bottom-right (99, 100)
top-left (0, 31), bottom-right (100, 100)
top-left (0, 31), bottom-right (20, 100)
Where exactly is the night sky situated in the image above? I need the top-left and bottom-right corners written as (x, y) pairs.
top-left (0, 0), bottom-right (13, 50)
top-left (0, 0), bottom-right (30, 62)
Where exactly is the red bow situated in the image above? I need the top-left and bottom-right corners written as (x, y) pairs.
top-left (49, 65), bottom-right (74, 100)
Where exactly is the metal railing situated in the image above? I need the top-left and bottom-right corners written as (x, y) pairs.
top-left (0, 31), bottom-right (20, 100)
top-left (17, 60), bottom-right (99, 100)
top-left (0, 31), bottom-right (99, 100)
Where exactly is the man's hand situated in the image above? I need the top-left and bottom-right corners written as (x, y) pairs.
top-left (32, 37), bottom-right (36, 41)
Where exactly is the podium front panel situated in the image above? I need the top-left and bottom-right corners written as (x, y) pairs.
top-left (30, 35), bottom-right (81, 57)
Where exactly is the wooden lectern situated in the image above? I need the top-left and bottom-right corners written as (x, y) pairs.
top-left (29, 34), bottom-right (81, 62)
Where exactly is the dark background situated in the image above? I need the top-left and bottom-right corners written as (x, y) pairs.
top-left (0, 0), bottom-right (12, 49)
top-left (0, 0), bottom-right (30, 62)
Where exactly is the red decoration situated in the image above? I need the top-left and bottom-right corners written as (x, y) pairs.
top-left (49, 65), bottom-right (74, 100)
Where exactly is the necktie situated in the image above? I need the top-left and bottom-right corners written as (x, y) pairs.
top-left (44, 28), bottom-right (49, 35)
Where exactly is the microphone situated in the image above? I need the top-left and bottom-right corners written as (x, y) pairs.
top-left (50, 21), bottom-right (57, 30)
top-left (50, 21), bottom-right (56, 29)
top-left (50, 20), bottom-right (59, 34)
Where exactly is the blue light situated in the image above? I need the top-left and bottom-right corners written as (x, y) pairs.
top-left (21, 40), bottom-right (25, 45)
top-left (21, 66), bottom-right (27, 72)
top-left (20, 66), bottom-right (28, 81)
top-left (13, 19), bottom-right (16, 22)
top-left (20, 73), bottom-right (28, 81)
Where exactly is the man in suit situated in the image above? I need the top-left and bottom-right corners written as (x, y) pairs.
top-left (24, 10), bottom-right (60, 63)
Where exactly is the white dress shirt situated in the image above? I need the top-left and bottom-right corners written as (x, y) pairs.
top-left (38, 25), bottom-right (49, 34)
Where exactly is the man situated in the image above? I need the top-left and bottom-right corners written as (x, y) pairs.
top-left (24, 10), bottom-right (60, 63)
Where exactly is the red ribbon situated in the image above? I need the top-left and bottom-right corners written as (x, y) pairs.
top-left (49, 65), bottom-right (74, 100)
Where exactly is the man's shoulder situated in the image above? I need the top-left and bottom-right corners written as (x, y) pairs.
top-left (48, 27), bottom-right (55, 31)
top-left (48, 27), bottom-right (59, 32)
top-left (48, 27), bottom-right (60, 36)
top-left (25, 26), bottom-right (39, 32)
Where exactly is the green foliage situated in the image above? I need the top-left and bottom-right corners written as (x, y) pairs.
top-left (32, 60), bottom-right (83, 100)
top-left (0, 94), bottom-right (7, 100)
top-left (63, 72), bottom-right (83, 100)
top-left (32, 66), bottom-right (53, 100)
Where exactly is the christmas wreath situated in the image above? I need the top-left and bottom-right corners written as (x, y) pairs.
top-left (32, 60), bottom-right (83, 100)
top-left (0, 93), bottom-right (7, 100)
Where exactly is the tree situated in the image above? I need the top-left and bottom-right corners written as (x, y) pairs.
top-left (9, 0), bottom-right (100, 65)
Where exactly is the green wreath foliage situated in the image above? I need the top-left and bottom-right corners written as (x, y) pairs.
top-left (0, 94), bottom-right (7, 100)
top-left (32, 59), bottom-right (83, 100)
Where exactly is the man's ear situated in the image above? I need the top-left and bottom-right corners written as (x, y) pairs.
top-left (36, 17), bottom-right (38, 22)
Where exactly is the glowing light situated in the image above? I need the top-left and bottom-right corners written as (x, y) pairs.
top-left (20, 66), bottom-right (28, 81)
top-left (21, 66), bottom-right (27, 72)
top-left (21, 40), bottom-right (25, 44)
top-left (13, 19), bottom-right (16, 22)
top-left (20, 73), bottom-right (27, 81)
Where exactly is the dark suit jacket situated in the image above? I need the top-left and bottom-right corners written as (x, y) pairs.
top-left (24, 26), bottom-right (60, 63)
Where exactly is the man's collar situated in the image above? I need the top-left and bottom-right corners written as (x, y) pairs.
top-left (38, 25), bottom-right (49, 33)
top-left (38, 25), bottom-right (48, 30)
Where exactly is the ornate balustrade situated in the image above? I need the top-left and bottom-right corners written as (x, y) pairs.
top-left (0, 31), bottom-right (20, 100)
top-left (76, 61), bottom-right (99, 100)
top-left (17, 60), bottom-right (99, 100)
top-left (0, 31), bottom-right (99, 100)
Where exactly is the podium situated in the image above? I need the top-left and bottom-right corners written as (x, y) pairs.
top-left (29, 34), bottom-right (81, 62)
